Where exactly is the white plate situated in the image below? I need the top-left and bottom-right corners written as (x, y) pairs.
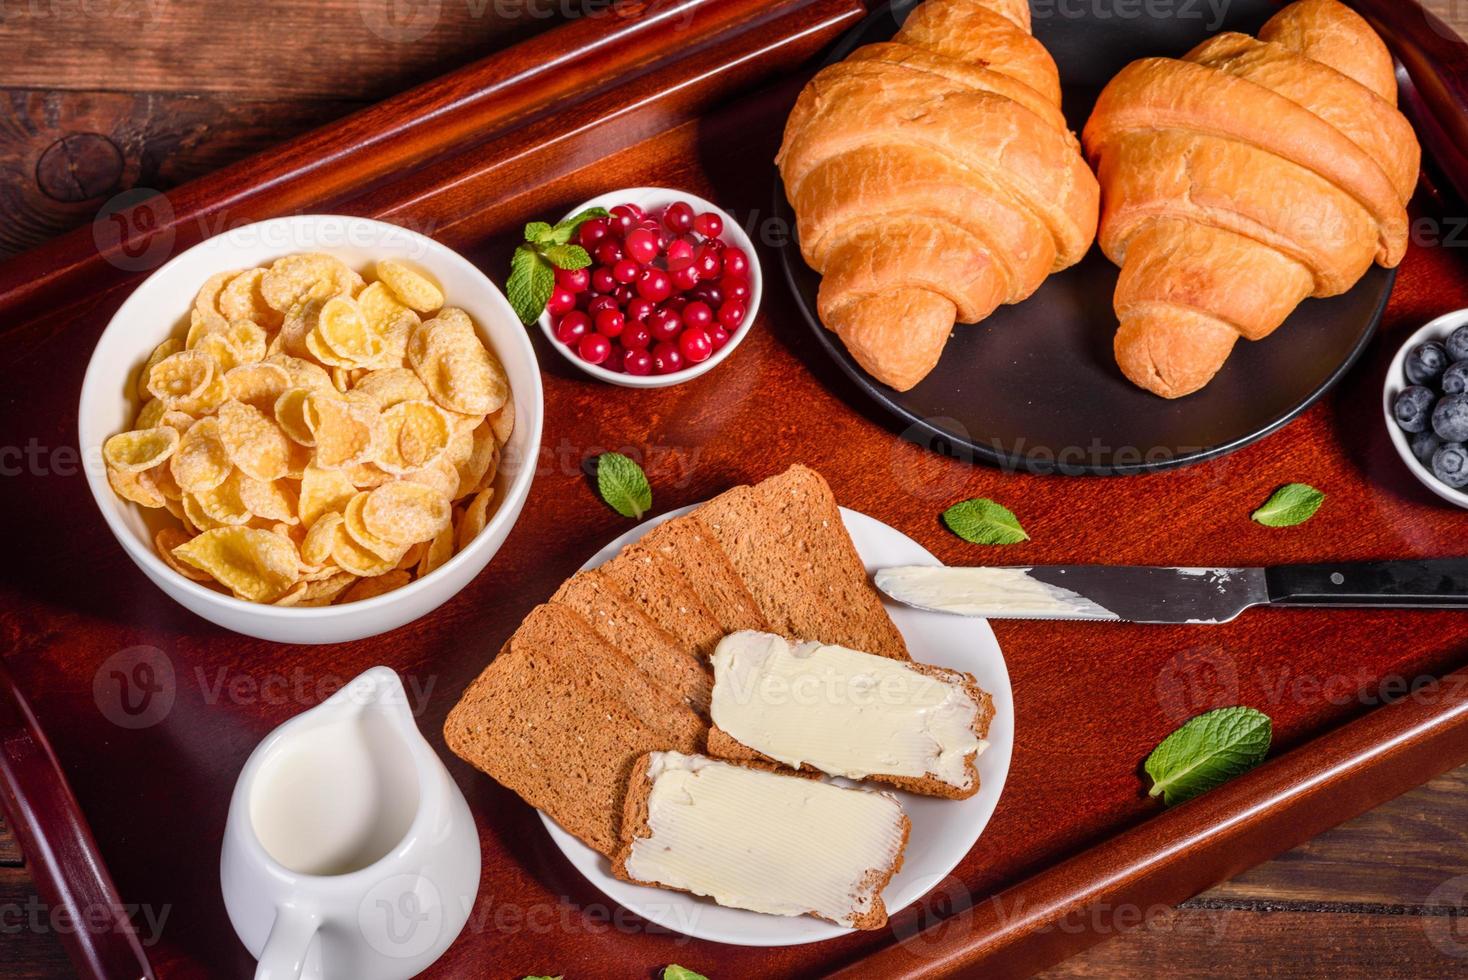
top-left (539, 505), bottom-right (1014, 947)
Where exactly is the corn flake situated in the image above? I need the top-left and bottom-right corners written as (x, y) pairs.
top-left (376, 259), bottom-right (443, 313)
top-left (172, 527), bottom-right (301, 602)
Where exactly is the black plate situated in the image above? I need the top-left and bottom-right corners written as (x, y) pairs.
top-left (775, 0), bottom-right (1396, 475)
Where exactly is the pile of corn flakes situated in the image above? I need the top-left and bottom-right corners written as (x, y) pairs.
top-left (103, 253), bottom-right (513, 606)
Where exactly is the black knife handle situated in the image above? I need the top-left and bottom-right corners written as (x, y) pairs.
top-left (1265, 560), bottom-right (1468, 608)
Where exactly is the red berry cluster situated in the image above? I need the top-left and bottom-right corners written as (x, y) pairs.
top-left (548, 201), bottom-right (753, 376)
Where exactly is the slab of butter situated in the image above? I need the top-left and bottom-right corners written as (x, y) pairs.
top-left (710, 631), bottom-right (985, 789)
top-left (620, 752), bottom-right (908, 927)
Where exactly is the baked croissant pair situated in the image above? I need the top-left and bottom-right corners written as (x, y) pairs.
top-left (778, 0), bottom-right (1420, 399)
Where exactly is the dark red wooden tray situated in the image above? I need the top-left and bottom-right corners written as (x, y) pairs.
top-left (4, 1), bottom-right (1468, 977)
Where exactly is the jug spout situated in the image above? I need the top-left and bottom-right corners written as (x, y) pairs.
top-left (326, 666), bottom-right (418, 728)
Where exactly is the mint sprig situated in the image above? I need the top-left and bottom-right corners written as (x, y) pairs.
top-left (505, 208), bottom-right (608, 325)
top-left (1251, 483), bottom-right (1324, 528)
top-left (942, 498), bottom-right (1029, 545)
top-left (1144, 706), bottom-right (1272, 806)
top-left (595, 452), bottom-right (652, 519)
top-left (663, 968), bottom-right (708, 980)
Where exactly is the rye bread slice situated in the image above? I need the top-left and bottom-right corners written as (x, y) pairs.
top-left (442, 604), bottom-right (705, 857)
top-left (706, 660), bottom-right (996, 800)
top-left (599, 546), bottom-right (725, 657)
top-left (551, 569), bottom-right (712, 715)
top-left (693, 465), bottom-right (909, 659)
top-left (611, 753), bottom-right (910, 930)
top-left (637, 517), bottom-right (769, 635)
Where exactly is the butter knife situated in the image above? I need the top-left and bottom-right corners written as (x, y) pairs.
top-left (874, 561), bottom-right (1468, 624)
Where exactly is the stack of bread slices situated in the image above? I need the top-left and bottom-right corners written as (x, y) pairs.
top-left (445, 465), bottom-right (995, 929)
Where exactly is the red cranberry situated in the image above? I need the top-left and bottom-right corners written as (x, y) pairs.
top-left (722, 246), bottom-right (750, 278)
top-left (594, 308), bottom-right (625, 338)
top-left (664, 295), bottom-right (689, 312)
top-left (679, 328), bottom-right (713, 364)
top-left (709, 325), bottom-right (731, 351)
top-left (691, 284), bottom-right (724, 309)
top-left (609, 205), bottom-right (639, 236)
top-left (613, 284), bottom-right (636, 305)
top-left (604, 345), bottom-right (626, 373)
top-left (555, 311), bottom-right (591, 345)
top-left (695, 245), bottom-right (722, 279)
top-left (623, 349), bottom-right (654, 376)
top-left (721, 276), bottom-right (750, 303)
top-left (665, 238), bottom-right (696, 272)
top-left (556, 266), bottom-right (590, 293)
top-left (577, 218), bottom-right (609, 248)
top-left (717, 303), bottom-right (747, 329)
top-left (612, 259), bottom-right (640, 284)
top-left (694, 212), bottom-right (724, 238)
top-left (662, 201), bottom-right (695, 234)
top-left (594, 240), bottom-right (623, 266)
top-left (577, 333), bottom-right (611, 365)
top-left (683, 301), bottom-right (714, 331)
top-left (637, 267), bottom-right (673, 303)
top-left (626, 297), bottom-right (655, 322)
top-left (651, 341), bottom-right (684, 374)
top-left (625, 227), bottom-right (660, 265)
top-left (546, 285), bottom-right (577, 317)
top-left (648, 308), bottom-right (683, 342)
top-left (671, 265), bottom-right (701, 292)
top-left (622, 322), bottom-right (652, 350)
top-left (590, 266), bottom-right (617, 294)
top-left (587, 295), bottom-right (619, 317)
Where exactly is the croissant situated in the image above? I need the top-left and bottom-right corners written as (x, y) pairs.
top-left (777, 0), bottom-right (1099, 391)
top-left (1082, 0), bottom-right (1420, 398)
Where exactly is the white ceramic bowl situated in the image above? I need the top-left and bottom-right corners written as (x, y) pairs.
top-left (79, 214), bottom-right (544, 644)
top-left (1382, 309), bottom-right (1468, 509)
top-left (536, 187), bottom-right (761, 387)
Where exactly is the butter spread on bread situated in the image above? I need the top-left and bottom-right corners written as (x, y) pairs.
top-left (613, 752), bottom-right (909, 930)
top-left (708, 632), bottom-right (990, 796)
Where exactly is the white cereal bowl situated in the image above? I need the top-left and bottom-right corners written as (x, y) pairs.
top-left (1382, 308), bottom-right (1468, 509)
top-left (78, 214), bottom-right (544, 644)
top-left (536, 187), bottom-right (761, 388)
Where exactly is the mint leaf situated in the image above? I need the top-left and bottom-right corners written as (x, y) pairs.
top-left (524, 221), bottom-right (554, 244)
top-left (1145, 706), bottom-right (1272, 806)
top-left (549, 206), bottom-right (609, 244)
top-left (942, 498), bottom-right (1029, 545)
top-left (1251, 483), bottom-right (1324, 527)
top-left (542, 244), bottom-right (591, 271)
top-left (506, 246), bottom-right (554, 326)
top-left (596, 452), bottom-right (652, 519)
top-left (664, 968), bottom-right (708, 980)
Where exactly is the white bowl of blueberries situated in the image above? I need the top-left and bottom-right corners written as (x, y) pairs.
top-left (1386, 309), bottom-right (1468, 506)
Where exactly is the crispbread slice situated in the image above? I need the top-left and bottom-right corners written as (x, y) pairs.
top-left (600, 545), bottom-right (724, 657)
top-left (638, 517), bottom-right (770, 635)
top-left (707, 659), bottom-right (996, 800)
top-left (551, 568), bottom-right (712, 714)
top-left (443, 604), bottom-right (704, 856)
top-left (694, 465), bottom-right (908, 659)
top-left (612, 752), bottom-right (909, 930)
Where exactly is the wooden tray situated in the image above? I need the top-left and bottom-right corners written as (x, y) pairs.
top-left (4, 1), bottom-right (1468, 976)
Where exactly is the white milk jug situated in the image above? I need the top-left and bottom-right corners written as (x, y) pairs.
top-left (221, 667), bottom-right (480, 979)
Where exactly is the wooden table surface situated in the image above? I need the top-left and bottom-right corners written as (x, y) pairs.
top-left (3, 2), bottom-right (1467, 977)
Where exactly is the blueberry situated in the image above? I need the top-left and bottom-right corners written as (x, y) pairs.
top-left (1448, 326), bottom-right (1468, 362)
top-left (1395, 385), bottom-right (1436, 433)
top-left (1434, 393), bottom-right (1468, 442)
top-left (1444, 361), bottom-right (1468, 395)
top-left (1406, 341), bottom-right (1450, 385)
top-left (1434, 442), bottom-right (1468, 488)
top-left (1411, 430), bottom-right (1443, 465)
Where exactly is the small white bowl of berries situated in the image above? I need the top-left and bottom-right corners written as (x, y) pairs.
top-left (535, 188), bottom-right (760, 387)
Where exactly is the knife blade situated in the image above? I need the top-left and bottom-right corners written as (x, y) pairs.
top-left (874, 560), bottom-right (1468, 624)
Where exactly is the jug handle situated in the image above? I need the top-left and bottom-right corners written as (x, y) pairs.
top-left (254, 905), bottom-right (321, 980)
